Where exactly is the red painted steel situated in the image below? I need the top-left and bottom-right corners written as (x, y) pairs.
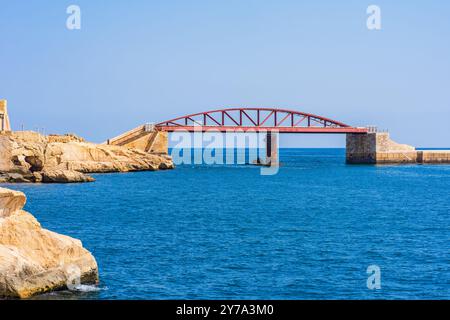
top-left (155, 108), bottom-right (368, 134)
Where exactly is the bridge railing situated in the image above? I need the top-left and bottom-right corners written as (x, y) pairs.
top-left (144, 123), bottom-right (155, 132)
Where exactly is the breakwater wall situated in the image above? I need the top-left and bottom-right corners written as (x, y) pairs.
top-left (346, 132), bottom-right (450, 164)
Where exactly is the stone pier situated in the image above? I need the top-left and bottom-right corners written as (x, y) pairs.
top-left (346, 132), bottom-right (450, 164)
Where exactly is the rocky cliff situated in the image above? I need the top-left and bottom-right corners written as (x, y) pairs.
top-left (0, 187), bottom-right (99, 298)
top-left (0, 131), bottom-right (174, 183)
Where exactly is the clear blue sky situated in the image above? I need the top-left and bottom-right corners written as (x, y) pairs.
top-left (1, 1), bottom-right (449, 147)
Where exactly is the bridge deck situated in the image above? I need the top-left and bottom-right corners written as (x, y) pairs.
top-left (155, 108), bottom-right (368, 134)
top-left (157, 126), bottom-right (368, 134)
top-left (107, 108), bottom-right (369, 146)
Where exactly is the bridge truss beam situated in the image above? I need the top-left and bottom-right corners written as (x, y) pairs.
top-left (155, 108), bottom-right (367, 134)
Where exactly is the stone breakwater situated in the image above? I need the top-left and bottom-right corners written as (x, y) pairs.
top-left (0, 131), bottom-right (174, 183)
top-left (346, 132), bottom-right (450, 164)
top-left (0, 187), bottom-right (99, 298)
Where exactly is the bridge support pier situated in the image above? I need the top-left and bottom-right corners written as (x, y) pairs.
top-left (266, 131), bottom-right (279, 166)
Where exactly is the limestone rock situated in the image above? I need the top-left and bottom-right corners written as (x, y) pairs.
top-left (0, 187), bottom-right (99, 298)
top-left (0, 187), bottom-right (26, 218)
top-left (0, 131), bottom-right (174, 183)
top-left (0, 173), bottom-right (34, 183)
top-left (47, 133), bottom-right (85, 143)
top-left (41, 170), bottom-right (95, 183)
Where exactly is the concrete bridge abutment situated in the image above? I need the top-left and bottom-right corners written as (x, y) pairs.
top-left (107, 125), bottom-right (169, 155)
top-left (346, 132), bottom-right (417, 164)
top-left (346, 132), bottom-right (450, 164)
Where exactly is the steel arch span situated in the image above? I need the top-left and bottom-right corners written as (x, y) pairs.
top-left (155, 107), bottom-right (368, 133)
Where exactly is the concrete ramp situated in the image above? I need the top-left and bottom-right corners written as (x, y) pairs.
top-left (106, 124), bottom-right (168, 154)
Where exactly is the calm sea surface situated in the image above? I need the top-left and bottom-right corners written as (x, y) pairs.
top-left (3, 149), bottom-right (450, 299)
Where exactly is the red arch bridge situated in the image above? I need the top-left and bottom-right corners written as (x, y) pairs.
top-left (155, 108), bottom-right (367, 134)
top-left (108, 108), bottom-right (369, 165)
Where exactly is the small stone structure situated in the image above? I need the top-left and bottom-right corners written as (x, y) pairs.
top-left (346, 132), bottom-right (450, 164)
top-left (0, 100), bottom-right (11, 132)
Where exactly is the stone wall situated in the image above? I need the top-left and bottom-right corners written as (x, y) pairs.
top-left (346, 133), bottom-right (377, 163)
top-left (346, 132), bottom-right (417, 164)
top-left (417, 150), bottom-right (450, 163)
top-left (149, 131), bottom-right (169, 154)
top-left (346, 132), bottom-right (450, 164)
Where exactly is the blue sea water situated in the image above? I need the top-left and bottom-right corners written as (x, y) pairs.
top-left (3, 148), bottom-right (450, 300)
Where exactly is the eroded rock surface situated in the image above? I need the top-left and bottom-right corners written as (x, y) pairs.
top-left (41, 169), bottom-right (95, 183)
top-left (0, 131), bottom-right (174, 183)
top-left (0, 187), bottom-right (99, 298)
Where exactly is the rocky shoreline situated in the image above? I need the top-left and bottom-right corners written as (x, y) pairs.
top-left (0, 129), bottom-right (174, 298)
top-left (0, 187), bottom-right (99, 298)
top-left (0, 131), bottom-right (174, 183)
